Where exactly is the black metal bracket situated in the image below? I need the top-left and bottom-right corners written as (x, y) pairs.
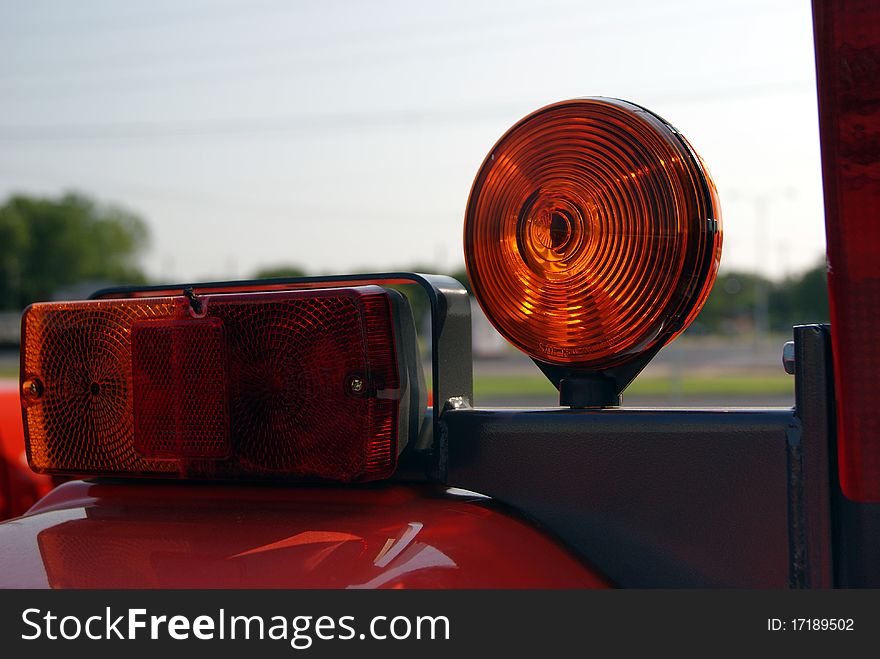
top-left (91, 272), bottom-right (474, 481)
top-left (441, 325), bottom-right (833, 587)
top-left (533, 342), bottom-right (664, 408)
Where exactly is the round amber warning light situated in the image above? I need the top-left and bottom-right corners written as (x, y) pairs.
top-left (464, 97), bottom-right (722, 369)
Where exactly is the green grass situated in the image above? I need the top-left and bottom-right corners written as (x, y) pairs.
top-left (627, 374), bottom-right (792, 397)
top-left (1, 365), bottom-right (793, 399)
top-left (472, 374), bottom-right (793, 399)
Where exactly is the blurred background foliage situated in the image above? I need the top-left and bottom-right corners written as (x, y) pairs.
top-left (251, 264), bottom-right (307, 279)
top-left (0, 191), bottom-right (148, 309)
top-left (0, 190), bottom-right (824, 404)
top-left (0, 190), bottom-right (827, 334)
top-left (692, 265), bottom-right (828, 334)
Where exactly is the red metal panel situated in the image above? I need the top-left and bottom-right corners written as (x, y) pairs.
top-left (0, 385), bottom-right (53, 520)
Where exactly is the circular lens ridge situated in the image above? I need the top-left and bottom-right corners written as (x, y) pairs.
top-left (464, 97), bottom-right (722, 368)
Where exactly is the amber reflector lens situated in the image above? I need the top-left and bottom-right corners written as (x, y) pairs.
top-left (464, 98), bottom-right (722, 368)
top-left (20, 286), bottom-right (403, 482)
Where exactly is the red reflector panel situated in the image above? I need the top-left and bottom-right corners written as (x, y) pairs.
top-left (814, 1), bottom-right (880, 501)
top-left (21, 286), bottom-right (404, 482)
top-left (132, 318), bottom-right (230, 460)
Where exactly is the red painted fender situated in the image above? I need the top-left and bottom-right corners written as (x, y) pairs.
top-left (0, 480), bottom-right (608, 588)
top-left (0, 384), bottom-right (53, 520)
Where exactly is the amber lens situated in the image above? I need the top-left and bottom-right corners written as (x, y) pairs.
top-left (464, 97), bottom-right (722, 368)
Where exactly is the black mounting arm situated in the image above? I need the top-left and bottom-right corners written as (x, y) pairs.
top-left (532, 342), bottom-right (665, 408)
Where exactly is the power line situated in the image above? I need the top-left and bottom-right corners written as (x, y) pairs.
top-left (0, 0), bottom-right (599, 68)
top-left (0, 105), bottom-right (512, 142)
top-left (0, 0), bottom-right (293, 41)
top-left (0, 0), bottom-right (783, 96)
top-left (0, 159), bottom-right (416, 223)
top-left (0, 81), bottom-right (814, 144)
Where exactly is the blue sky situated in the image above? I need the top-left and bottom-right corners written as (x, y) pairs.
top-left (0, 0), bottom-right (824, 282)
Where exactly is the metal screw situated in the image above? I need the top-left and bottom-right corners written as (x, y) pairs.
top-left (22, 378), bottom-right (44, 401)
top-left (782, 341), bottom-right (795, 375)
top-left (349, 377), bottom-right (365, 394)
top-left (183, 287), bottom-right (204, 316)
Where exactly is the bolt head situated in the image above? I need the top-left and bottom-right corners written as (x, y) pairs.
top-left (22, 378), bottom-right (44, 401)
top-left (782, 341), bottom-right (795, 375)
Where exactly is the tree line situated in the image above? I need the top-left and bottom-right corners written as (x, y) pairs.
top-left (0, 192), bottom-right (147, 310)
top-left (0, 191), bottom-right (828, 333)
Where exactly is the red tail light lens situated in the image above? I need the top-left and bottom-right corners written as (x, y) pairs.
top-left (814, 1), bottom-right (880, 501)
top-left (464, 98), bottom-right (722, 369)
top-left (131, 317), bottom-right (231, 460)
top-left (20, 286), bottom-right (414, 482)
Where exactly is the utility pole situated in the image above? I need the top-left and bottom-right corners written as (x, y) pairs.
top-left (728, 189), bottom-right (796, 349)
top-left (753, 197), bottom-right (770, 347)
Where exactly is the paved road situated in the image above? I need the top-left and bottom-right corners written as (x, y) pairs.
top-left (4, 334), bottom-right (795, 408)
top-left (468, 334), bottom-right (793, 407)
top-left (469, 334), bottom-right (788, 377)
top-left (476, 393), bottom-right (794, 408)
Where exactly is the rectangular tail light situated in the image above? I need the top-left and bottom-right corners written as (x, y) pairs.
top-left (20, 286), bottom-right (421, 483)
